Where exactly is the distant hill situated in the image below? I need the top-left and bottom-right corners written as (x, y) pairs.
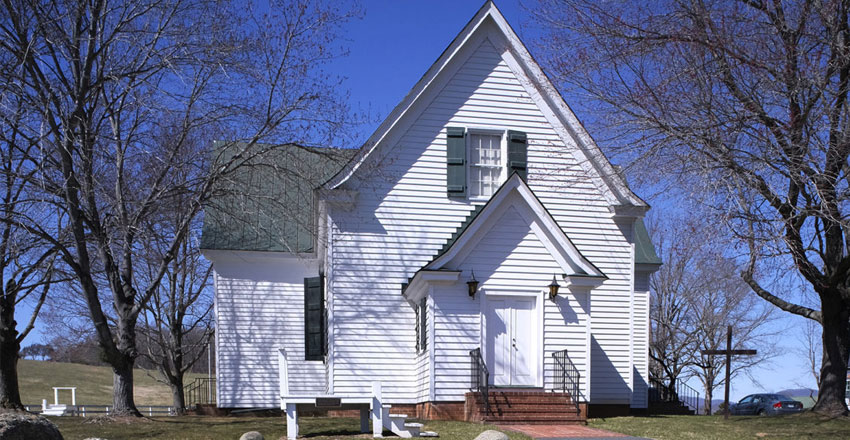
top-left (776, 388), bottom-right (817, 398)
top-left (18, 359), bottom-right (206, 406)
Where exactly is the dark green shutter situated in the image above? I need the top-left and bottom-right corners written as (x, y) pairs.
top-left (508, 130), bottom-right (528, 180)
top-left (304, 276), bottom-right (325, 361)
top-left (446, 127), bottom-right (466, 196)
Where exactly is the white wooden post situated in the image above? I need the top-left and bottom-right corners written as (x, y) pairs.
top-left (53, 388), bottom-right (58, 406)
top-left (42, 399), bottom-right (47, 411)
top-left (360, 408), bottom-right (369, 433)
top-left (285, 402), bottom-right (298, 440)
top-left (371, 382), bottom-right (383, 438)
top-left (278, 348), bottom-right (289, 398)
top-left (71, 388), bottom-right (76, 406)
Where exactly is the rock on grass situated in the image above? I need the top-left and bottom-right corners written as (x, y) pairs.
top-left (0, 411), bottom-right (63, 440)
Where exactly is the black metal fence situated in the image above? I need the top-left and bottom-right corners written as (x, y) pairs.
top-left (649, 377), bottom-right (700, 414)
top-left (469, 348), bottom-right (489, 415)
top-left (553, 349), bottom-right (581, 403)
top-left (184, 377), bottom-right (216, 408)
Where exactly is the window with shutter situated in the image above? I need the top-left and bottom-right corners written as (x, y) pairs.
top-left (304, 276), bottom-right (325, 361)
top-left (418, 297), bottom-right (428, 352)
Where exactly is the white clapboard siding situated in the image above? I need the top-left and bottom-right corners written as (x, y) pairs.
top-left (329, 37), bottom-right (635, 404)
top-left (214, 256), bottom-right (324, 407)
top-left (430, 205), bottom-right (590, 401)
top-left (632, 273), bottom-right (651, 408)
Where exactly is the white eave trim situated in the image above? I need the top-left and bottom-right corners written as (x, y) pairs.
top-left (317, 189), bottom-right (358, 211)
top-left (403, 270), bottom-right (461, 302)
top-left (563, 274), bottom-right (607, 289)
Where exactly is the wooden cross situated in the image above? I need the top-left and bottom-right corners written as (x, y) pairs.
top-left (701, 325), bottom-right (757, 419)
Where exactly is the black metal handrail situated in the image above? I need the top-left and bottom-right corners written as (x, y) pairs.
top-left (184, 377), bottom-right (216, 408)
top-left (649, 376), bottom-right (700, 415)
top-left (553, 349), bottom-right (581, 405)
top-left (469, 348), bottom-right (489, 415)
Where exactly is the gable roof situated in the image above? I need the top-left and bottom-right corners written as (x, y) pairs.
top-left (403, 173), bottom-right (606, 302)
top-left (323, 1), bottom-right (647, 211)
top-left (201, 144), bottom-right (355, 253)
top-left (424, 173), bottom-right (606, 278)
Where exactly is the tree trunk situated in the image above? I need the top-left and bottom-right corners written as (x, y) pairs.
top-left (704, 386), bottom-right (713, 415)
top-left (169, 373), bottom-right (186, 416)
top-left (0, 325), bottom-right (22, 410)
top-left (112, 359), bottom-right (141, 417)
top-left (812, 304), bottom-right (850, 416)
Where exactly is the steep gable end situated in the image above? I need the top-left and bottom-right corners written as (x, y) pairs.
top-left (325, 1), bottom-right (646, 212)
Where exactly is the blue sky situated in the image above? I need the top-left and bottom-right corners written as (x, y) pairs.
top-left (18, 0), bottom-right (817, 404)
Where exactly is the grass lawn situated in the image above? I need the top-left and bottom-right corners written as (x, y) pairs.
top-left (19, 359), bottom-right (205, 406)
top-left (51, 416), bottom-right (532, 440)
top-left (589, 413), bottom-right (850, 440)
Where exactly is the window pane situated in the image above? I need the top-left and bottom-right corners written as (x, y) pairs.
top-left (470, 133), bottom-right (502, 197)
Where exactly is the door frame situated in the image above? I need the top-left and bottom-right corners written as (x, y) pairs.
top-left (480, 291), bottom-right (544, 388)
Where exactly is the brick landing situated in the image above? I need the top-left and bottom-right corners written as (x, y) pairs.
top-left (501, 424), bottom-right (635, 439)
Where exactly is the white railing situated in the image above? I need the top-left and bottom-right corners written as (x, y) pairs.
top-left (25, 404), bottom-right (176, 416)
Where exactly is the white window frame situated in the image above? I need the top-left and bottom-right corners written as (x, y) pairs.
top-left (466, 127), bottom-right (508, 201)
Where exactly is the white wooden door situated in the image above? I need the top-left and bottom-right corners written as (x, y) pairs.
top-left (486, 297), bottom-right (537, 387)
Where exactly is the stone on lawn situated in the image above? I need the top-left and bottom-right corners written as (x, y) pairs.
top-left (239, 431), bottom-right (263, 440)
top-left (0, 411), bottom-right (63, 440)
top-left (474, 430), bottom-right (509, 440)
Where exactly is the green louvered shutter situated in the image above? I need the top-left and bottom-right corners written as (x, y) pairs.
top-left (304, 276), bottom-right (325, 360)
top-left (446, 127), bottom-right (466, 196)
top-left (508, 130), bottom-right (528, 180)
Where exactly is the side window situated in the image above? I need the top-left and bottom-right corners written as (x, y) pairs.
top-left (416, 298), bottom-right (427, 353)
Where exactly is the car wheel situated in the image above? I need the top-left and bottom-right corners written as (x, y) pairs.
top-left (757, 409), bottom-right (766, 416)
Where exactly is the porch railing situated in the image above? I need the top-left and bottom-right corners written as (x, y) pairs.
top-left (469, 348), bottom-right (489, 415)
top-left (184, 377), bottom-right (216, 408)
top-left (649, 376), bottom-right (700, 415)
top-left (553, 349), bottom-right (581, 404)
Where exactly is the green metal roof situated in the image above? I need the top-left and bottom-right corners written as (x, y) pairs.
top-left (201, 143), bottom-right (355, 253)
top-left (634, 218), bottom-right (662, 265)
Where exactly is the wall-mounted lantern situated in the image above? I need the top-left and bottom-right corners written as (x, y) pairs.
top-left (548, 274), bottom-right (560, 301)
top-left (467, 270), bottom-right (479, 298)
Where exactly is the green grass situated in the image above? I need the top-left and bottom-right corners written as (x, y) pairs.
top-left (589, 414), bottom-right (850, 440)
top-left (51, 416), bottom-right (532, 440)
top-left (19, 359), bottom-right (205, 406)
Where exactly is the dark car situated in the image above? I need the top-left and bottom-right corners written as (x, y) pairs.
top-left (731, 394), bottom-right (804, 416)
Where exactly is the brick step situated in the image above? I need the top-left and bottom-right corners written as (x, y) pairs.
top-left (478, 406), bottom-right (578, 414)
top-left (476, 396), bottom-right (578, 403)
top-left (483, 404), bottom-right (580, 412)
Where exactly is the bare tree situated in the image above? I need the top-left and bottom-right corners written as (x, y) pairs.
top-left (140, 217), bottom-right (213, 415)
top-left (649, 217), bottom-right (699, 396)
top-left (0, 0), bottom-right (355, 415)
top-left (534, 0), bottom-right (850, 415)
top-left (0, 91), bottom-right (60, 409)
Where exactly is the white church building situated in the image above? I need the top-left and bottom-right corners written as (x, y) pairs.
top-left (201, 2), bottom-right (660, 437)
